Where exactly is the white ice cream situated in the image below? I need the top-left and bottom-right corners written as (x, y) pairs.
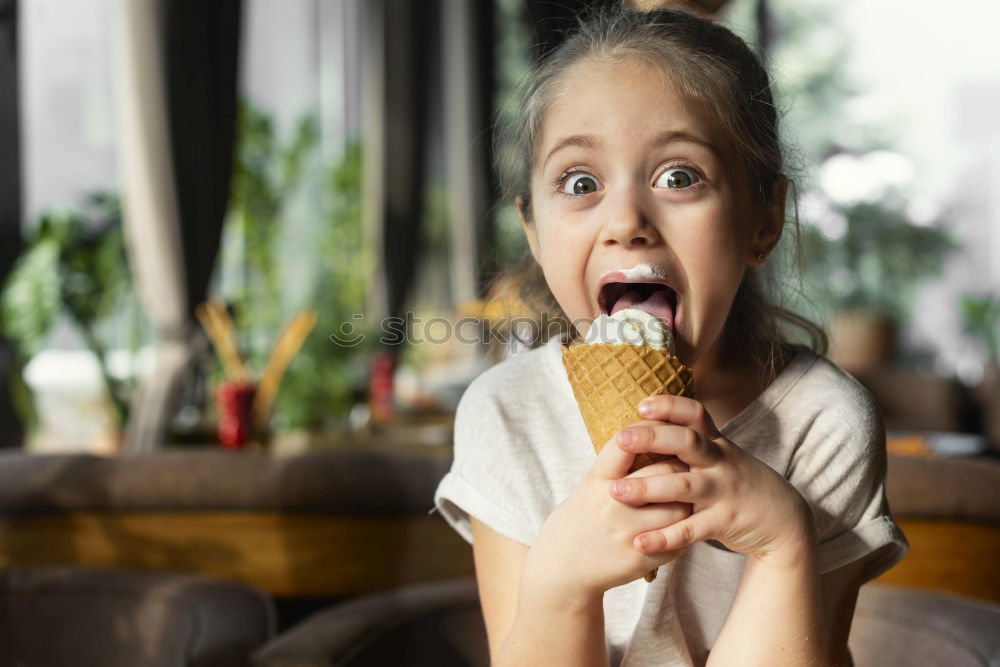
top-left (584, 308), bottom-right (675, 354)
top-left (599, 263), bottom-right (668, 282)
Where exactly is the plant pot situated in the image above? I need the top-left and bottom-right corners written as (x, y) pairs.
top-left (828, 310), bottom-right (898, 375)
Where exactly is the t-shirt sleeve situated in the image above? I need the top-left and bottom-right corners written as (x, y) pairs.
top-left (431, 371), bottom-right (546, 547)
top-left (786, 383), bottom-right (910, 584)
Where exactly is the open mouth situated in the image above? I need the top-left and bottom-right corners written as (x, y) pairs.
top-left (597, 279), bottom-right (678, 332)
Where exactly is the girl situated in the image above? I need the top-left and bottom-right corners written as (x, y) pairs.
top-left (433, 6), bottom-right (908, 666)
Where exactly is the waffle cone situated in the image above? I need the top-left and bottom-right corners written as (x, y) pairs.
top-left (562, 341), bottom-right (694, 583)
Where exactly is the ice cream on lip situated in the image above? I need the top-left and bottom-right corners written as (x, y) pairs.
top-left (599, 263), bottom-right (667, 282)
top-left (596, 263), bottom-right (678, 334)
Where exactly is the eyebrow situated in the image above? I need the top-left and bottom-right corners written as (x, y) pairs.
top-left (540, 130), bottom-right (720, 171)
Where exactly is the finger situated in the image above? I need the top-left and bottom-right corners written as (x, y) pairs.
top-left (633, 509), bottom-right (716, 554)
top-left (611, 471), bottom-right (713, 506)
top-left (593, 430), bottom-right (641, 480)
top-left (636, 395), bottom-right (719, 437)
top-left (617, 419), bottom-right (682, 474)
top-left (618, 423), bottom-right (718, 467)
top-left (626, 455), bottom-right (689, 477)
top-left (636, 501), bottom-right (692, 532)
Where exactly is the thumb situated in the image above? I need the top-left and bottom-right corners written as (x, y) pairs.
top-left (592, 430), bottom-right (637, 480)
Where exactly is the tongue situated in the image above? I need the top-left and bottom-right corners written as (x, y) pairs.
top-left (610, 289), bottom-right (674, 331)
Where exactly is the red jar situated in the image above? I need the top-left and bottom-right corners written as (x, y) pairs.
top-left (216, 381), bottom-right (258, 449)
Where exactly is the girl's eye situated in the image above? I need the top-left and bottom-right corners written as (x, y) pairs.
top-left (655, 167), bottom-right (700, 189)
top-left (560, 172), bottom-right (602, 196)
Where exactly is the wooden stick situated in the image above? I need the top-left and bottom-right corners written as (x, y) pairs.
top-left (208, 299), bottom-right (250, 382)
top-left (195, 301), bottom-right (248, 382)
top-left (252, 310), bottom-right (317, 428)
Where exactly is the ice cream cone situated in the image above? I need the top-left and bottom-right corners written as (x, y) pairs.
top-left (562, 340), bottom-right (694, 583)
top-left (562, 341), bottom-right (694, 456)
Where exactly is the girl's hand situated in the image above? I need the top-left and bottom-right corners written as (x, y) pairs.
top-left (611, 395), bottom-right (813, 563)
top-left (520, 437), bottom-right (692, 604)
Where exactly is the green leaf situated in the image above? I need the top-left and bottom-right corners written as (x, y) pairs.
top-left (0, 235), bottom-right (61, 359)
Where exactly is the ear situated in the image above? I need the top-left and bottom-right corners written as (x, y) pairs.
top-left (748, 175), bottom-right (787, 267)
top-left (516, 195), bottom-right (541, 263)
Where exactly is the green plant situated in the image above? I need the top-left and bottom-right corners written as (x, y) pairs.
top-left (224, 97), bottom-right (319, 370)
top-left (961, 294), bottom-right (1000, 362)
top-left (272, 139), bottom-right (370, 429)
top-left (221, 100), bottom-right (371, 429)
top-left (222, 101), bottom-right (377, 432)
top-left (0, 191), bottom-right (137, 428)
top-left (800, 199), bottom-right (956, 323)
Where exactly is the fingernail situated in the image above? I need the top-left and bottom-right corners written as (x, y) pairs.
top-left (637, 399), bottom-right (653, 415)
top-left (636, 535), bottom-right (649, 550)
top-left (618, 429), bottom-right (637, 447)
top-left (613, 480), bottom-right (630, 496)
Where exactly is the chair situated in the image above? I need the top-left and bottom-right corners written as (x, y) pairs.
top-left (251, 577), bottom-right (1000, 666)
top-left (0, 565), bottom-right (276, 666)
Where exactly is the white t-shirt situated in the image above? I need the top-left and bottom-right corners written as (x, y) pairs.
top-left (432, 335), bottom-right (909, 666)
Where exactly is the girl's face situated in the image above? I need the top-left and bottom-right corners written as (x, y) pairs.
top-left (519, 57), bottom-right (783, 369)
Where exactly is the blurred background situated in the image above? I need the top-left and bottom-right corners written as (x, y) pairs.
top-left (2, 0), bottom-right (1000, 457)
top-left (0, 1), bottom-right (998, 665)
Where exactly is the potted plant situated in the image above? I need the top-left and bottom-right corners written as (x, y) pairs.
top-left (799, 152), bottom-right (957, 372)
top-left (0, 191), bottom-right (139, 450)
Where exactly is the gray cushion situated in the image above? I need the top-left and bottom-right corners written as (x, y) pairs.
top-left (850, 584), bottom-right (1000, 666)
top-left (251, 578), bottom-right (488, 667)
top-left (0, 565), bottom-right (276, 666)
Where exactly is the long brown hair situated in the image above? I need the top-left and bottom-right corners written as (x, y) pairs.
top-left (489, 5), bottom-right (827, 382)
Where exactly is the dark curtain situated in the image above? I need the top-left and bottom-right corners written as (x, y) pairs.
top-left (471, 0), bottom-right (499, 292)
top-left (0, 0), bottom-right (20, 449)
top-left (163, 0), bottom-right (242, 320)
top-left (523, 0), bottom-right (615, 64)
top-left (377, 0), bottom-right (499, 311)
top-left (0, 0), bottom-right (19, 282)
top-left (380, 0), bottom-right (436, 329)
top-left (162, 0), bottom-right (242, 436)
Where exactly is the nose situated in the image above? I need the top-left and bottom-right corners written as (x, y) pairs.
top-left (599, 185), bottom-right (660, 249)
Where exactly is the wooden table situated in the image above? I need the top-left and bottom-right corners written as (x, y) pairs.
top-left (0, 435), bottom-right (474, 599)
